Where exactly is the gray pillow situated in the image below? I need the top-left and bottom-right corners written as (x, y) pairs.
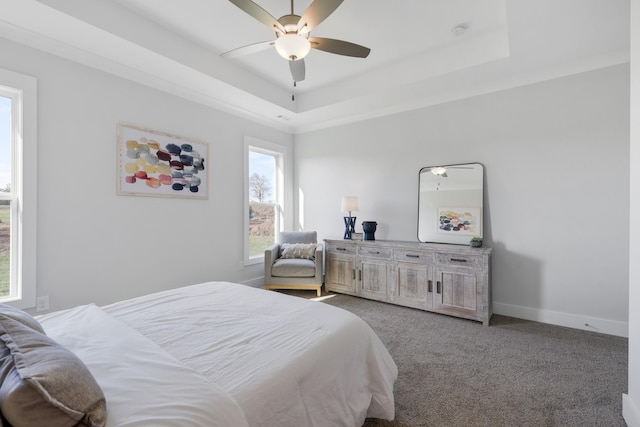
top-left (0, 311), bottom-right (106, 427)
top-left (280, 243), bottom-right (317, 260)
top-left (0, 304), bottom-right (45, 334)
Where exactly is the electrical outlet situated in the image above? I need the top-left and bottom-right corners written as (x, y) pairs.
top-left (36, 296), bottom-right (49, 312)
top-left (238, 261), bottom-right (245, 271)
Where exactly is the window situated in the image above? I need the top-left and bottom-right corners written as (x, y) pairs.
top-left (244, 137), bottom-right (286, 266)
top-left (0, 95), bottom-right (12, 297)
top-left (0, 68), bottom-right (37, 308)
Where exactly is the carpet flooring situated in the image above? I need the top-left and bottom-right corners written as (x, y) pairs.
top-left (276, 290), bottom-right (628, 427)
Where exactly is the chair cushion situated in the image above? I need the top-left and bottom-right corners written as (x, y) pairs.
top-left (271, 258), bottom-right (316, 278)
top-left (280, 243), bottom-right (317, 260)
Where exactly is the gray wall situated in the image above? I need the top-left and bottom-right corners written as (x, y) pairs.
top-left (295, 64), bottom-right (630, 336)
top-left (0, 37), bottom-right (293, 313)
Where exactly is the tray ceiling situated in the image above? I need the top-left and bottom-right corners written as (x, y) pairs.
top-left (0, 0), bottom-right (630, 133)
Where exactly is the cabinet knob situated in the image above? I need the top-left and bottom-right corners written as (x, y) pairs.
top-left (450, 258), bottom-right (468, 263)
top-left (406, 254), bottom-right (420, 258)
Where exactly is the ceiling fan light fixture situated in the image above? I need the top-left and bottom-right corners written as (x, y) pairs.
top-left (275, 33), bottom-right (311, 61)
top-left (431, 167), bottom-right (447, 176)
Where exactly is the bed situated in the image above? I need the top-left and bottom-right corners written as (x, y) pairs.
top-left (0, 281), bottom-right (397, 427)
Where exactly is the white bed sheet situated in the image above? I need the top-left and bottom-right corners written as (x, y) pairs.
top-left (102, 281), bottom-right (398, 427)
top-left (37, 303), bottom-right (249, 427)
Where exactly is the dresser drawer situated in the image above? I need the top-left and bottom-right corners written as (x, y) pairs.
top-left (358, 246), bottom-right (393, 258)
top-left (436, 252), bottom-right (483, 268)
top-left (393, 248), bottom-right (434, 263)
top-left (326, 242), bottom-right (357, 255)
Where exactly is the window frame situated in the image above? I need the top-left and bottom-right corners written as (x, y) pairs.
top-left (243, 136), bottom-right (287, 267)
top-left (0, 68), bottom-right (37, 309)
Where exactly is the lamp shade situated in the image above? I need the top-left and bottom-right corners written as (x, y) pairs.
top-left (275, 34), bottom-right (311, 61)
top-left (341, 196), bottom-right (359, 213)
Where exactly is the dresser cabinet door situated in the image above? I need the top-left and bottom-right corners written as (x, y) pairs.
top-left (325, 251), bottom-right (357, 294)
top-left (435, 270), bottom-right (478, 310)
top-left (358, 257), bottom-right (389, 301)
top-left (392, 262), bottom-right (433, 309)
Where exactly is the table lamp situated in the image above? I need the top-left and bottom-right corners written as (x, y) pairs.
top-left (341, 196), bottom-right (359, 239)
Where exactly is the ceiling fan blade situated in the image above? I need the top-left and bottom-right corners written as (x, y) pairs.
top-left (297, 0), bottom-right (343, 33)
top-left (289, 59), bottom-right (306, 82)
top-left (310, 37), bottom-right (370, 58)
top-left (228, 0), bottom-right (285, 33)
top-left (221, 40), bottom-right (275, 59)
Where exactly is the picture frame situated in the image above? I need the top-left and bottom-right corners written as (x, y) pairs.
top-left (117, 123), bottom-right (208, 199)
top-left (350, 232), bottom-right (363, 241)
top-left (437, 207), bottom-right (481, 236)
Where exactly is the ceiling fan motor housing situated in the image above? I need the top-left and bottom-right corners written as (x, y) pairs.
top-left (277, 14), bottom-right (303, 33)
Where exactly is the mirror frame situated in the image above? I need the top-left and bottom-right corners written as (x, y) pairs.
top-left (417, 162), bottom-right (484, 245)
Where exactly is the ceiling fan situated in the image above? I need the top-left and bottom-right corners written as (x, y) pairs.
top-left (424, 165), bottom-right (475, 178)
top-left (223, 0), bottom-right (371, 83)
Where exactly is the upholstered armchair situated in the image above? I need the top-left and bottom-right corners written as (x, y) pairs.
top-left (264, 231), bottom-right (323, 296)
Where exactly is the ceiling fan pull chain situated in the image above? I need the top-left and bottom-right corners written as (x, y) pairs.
top-left (292, 80), bottom-right (296, 101)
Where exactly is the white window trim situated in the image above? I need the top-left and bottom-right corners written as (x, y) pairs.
top-left (243, 136), bottom-right (288, 267)
top-left (0, 68), bottom-right (37, 309)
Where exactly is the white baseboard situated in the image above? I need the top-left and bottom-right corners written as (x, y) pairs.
top-left (237, 276), bottom-right (265, 289)
top-left (624, 394), bottom-right (640, 427)
top-left (493, 302), bottom-right (628, 337)
top-left (231, 285), bottom-right (629, 337)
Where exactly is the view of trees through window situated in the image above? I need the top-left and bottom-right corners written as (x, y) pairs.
top-left (0, 95), bottom-right (11, 296)
top-left (248, 150), bottom-right (277, 258)
top-left (0, 197), bottom-right (9, 297)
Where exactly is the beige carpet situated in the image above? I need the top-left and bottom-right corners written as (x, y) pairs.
top-left (273, 289), bottom-right (628, 427)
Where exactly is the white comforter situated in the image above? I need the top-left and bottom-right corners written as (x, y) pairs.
top-left (41, 282), bottom-right (397, 427)
top-left (38, 303), bottom-right (249, 427)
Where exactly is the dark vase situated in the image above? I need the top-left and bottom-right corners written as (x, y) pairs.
top-left (362, 221), bottom-right (377, 240)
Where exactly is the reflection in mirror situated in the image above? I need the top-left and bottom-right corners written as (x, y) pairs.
top-left (418, 163), bottom-right (484, 245)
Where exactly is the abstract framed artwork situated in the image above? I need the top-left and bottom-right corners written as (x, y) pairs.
top-left (117, 123), bottom-right (208, 199)
top-left (437, 207), bottom-right (481, 236)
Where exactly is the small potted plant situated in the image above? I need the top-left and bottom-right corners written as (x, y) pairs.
top-left (470, 237), bottom-right (483, 248)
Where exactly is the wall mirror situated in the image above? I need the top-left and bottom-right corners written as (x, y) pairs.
top-left (418, 163), bottom-right (484, 245)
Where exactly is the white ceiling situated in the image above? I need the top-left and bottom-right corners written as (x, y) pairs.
top-left (112, 0), bottom-right (508, 91)
top-left (0, 0), bottom-right (630, 133)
